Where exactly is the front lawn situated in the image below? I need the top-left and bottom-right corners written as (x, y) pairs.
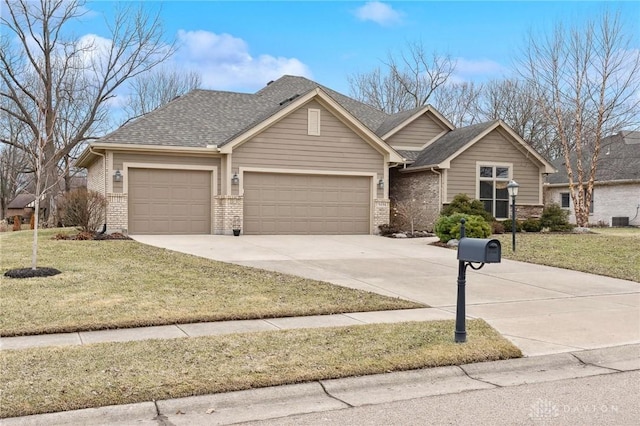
top-left (0, 319), bottom-right (521, 418)
top-left (0, 229), bottom-right (422, 336)
top-left (495, 229), bottom-right (640, 282)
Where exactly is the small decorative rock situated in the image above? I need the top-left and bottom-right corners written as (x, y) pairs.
top-left (573, 227), bottom-right (591, 234)
top-left (446, 239), bottom-right (460, 247)
top-left (393, 232), bottom-right (408, 238)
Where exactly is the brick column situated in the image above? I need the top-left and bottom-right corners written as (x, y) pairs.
top-left (373, 199), bottom-right (390, 234)
top-left (214, 195), bottom-right (244, 235)
top-left (106, 193), bottom-right (128, 233)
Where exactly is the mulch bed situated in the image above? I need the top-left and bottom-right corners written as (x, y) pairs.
top-left (4, 267), bottom-right (62, 279)
top-left (53, 232), bottom-right (132, 241)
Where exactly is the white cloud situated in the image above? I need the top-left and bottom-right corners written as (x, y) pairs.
top-left (175, 30), bottom-right (312, 91)
top-left (449, 58), bottom-right (510, 83)
top-left (354, 2), bottom-right (404, 27)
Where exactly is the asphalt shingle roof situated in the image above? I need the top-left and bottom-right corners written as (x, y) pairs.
top-left (99, 75), bottom-right (390, 148)
top-left (93, 76), bottom-right (547, 172)
top-left (7, 193), bottom-right (35, 209)
top-left (409, 121), bottom-right (497, 169)
top-left (375, 107), bottom-right (424, 137)
top-left (547, 131), bottom-right (640, 184)
top-left (396, 150), bottom-right (422, 161)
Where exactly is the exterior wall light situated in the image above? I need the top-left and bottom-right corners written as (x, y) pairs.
top-left (231, 173), bottom-right (240, 185)
top-left (114, 170), bottom-right (122, 182)
top-left (378, 178), bottom-right (384, 190)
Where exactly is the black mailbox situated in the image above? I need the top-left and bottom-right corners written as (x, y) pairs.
top-left (457, 238), bottom-right (501, 263)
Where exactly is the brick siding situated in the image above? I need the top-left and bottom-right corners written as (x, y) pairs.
top-left (389, 168), bottom-right (441, 232)
top-left (106, 193), bottom-right (128, 233)
top-left (214, 195), bottom-right (243, 235)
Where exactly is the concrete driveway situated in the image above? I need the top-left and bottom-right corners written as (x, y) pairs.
top-left (132, 235), bottom-right (640, 356)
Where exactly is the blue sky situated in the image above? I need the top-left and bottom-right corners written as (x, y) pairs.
top-left (76, 1), bottom-right (640, 95)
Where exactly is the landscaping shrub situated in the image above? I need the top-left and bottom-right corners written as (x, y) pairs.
top-left (540, 203), bottom-right (573, 231)
top-left (12, 215), bottom-right (20, 231)
top-left (521, 218), bottom-right (542, 232)
top-left (378, 223), bottom-right (401, 236)
top-left (435, 213), bottom-right (491, 243)
top-left (58, 188), bottom-right (107, 233)
top-left (441, 193), bottom-right (494, 223)
top-left (502, 219), bottom-right (522, 233)
top-left (491, 221), bottom-right (505, 234)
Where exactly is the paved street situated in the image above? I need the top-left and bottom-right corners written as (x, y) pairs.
top-left (250, 371), bottom-right (640, 426)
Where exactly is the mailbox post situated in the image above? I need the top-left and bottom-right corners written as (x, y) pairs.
top-left (455, 218), bottom-right (502, 343)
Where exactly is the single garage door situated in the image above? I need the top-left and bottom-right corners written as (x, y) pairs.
top-left (243, 172), bottom-right (371, 235)
top-left (128, 168), bottom-right (211, 234)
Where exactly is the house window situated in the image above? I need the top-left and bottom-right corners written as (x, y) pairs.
top-left (478, 165), bottom-right (511, 219)
top-left (308, 108), bottom-right (321, 136)
top-left (560, 190), bottom-right (594, 212)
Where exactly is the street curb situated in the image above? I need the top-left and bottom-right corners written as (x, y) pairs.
top-left (2, 344), bottom-right (638, 426)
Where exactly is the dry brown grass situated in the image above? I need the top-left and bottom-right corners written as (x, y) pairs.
top-left (0, 319), bottom-right (521, 419)
top-left (494, 230), bottom-right (640, 282)
top-left (0, 229), bottom-right (422, 336)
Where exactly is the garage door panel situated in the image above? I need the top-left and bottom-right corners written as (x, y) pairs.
top-left (243, 172), bottom-right (370, 235)
top-left (128, 168), bottom-right (211, 235)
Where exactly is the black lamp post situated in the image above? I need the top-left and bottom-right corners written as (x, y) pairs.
top-left (507, 180), bottom-right (519, 252)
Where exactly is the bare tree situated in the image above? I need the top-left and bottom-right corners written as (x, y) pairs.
top-left (0, 144), bottom-right (28, 219)
top-left (519, 11), bottom-right (640, 226)
top-left (1, 0), bottom-right (172, 223)
top-left (124, 67), bottom-right (201, 120)
top-left (348, 41), bottom-right (456, 113)
top-left (392, 198), bottom-right (428, 235)
top-left (1, 0), bottom-right (172, 269)
top-left (432, 81), bottom-right (484, 127)
top-left (481, 79), bottom-right (558, 159)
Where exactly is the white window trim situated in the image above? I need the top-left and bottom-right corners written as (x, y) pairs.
top-left (475, 162), bottom-right (513, 219)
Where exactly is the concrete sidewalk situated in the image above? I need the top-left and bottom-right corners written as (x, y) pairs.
top-left (0, 308), bottom-right (453, 350)
top-left (3, 344), bottom-right (638, 425)
top-left (131, 235), bottom-right (640, 356)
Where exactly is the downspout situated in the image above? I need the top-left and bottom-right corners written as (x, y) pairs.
top-left (89, 147), bottom-right (107, 230)
top-left (431, 168), bottom-right (442, 214)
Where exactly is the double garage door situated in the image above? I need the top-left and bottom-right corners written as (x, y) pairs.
top-left (127, 169), bottom-right (371, 235)
top-left (128, 168), bottom-right (211, 235)
top-left (243, 172), bottom-right (371, 235)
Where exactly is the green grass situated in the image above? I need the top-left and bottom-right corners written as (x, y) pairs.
top-left (0, 229), bottom-right (422, 336)
top-left (0, 319), bottom-right (521, 419)
top-left (494, 229), bottom-right (640, 282)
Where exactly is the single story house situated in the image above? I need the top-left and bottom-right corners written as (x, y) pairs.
top-left (6, 193), bottom-right (36, 222)
top-left (76, 75), bottom-right (555, 235)
top-left (545, 131), bottom-right (640, 226)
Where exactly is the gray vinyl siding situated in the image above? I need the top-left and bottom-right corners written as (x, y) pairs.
top-left (112, 152), bottom-right (221, 194)
top-left (386, 112), bottom-right (447, 150)
top-left (446, 129), bottom-right (542, 204)
top-left (232, 100), bottom-right (385, 197)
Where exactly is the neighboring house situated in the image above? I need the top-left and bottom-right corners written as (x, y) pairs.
top-left (5, 175), bottom-right (87, 223)
top-left (545, 131), bottom-right (640, 226)
top-left (6, 193), bottom-right (36, 222)
top-left (76, 75), bottom-right (555, 235)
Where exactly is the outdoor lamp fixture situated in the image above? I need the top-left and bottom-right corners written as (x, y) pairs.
top-left (113, 170), bottom-right (122, 182)
top-left (231, 173), bottom-right (240, 185)
top-left (507, 180), bottom-right (519, 252)
top-left (378, 179), bottom-right (384, 190)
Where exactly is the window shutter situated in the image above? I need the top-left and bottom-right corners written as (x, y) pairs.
top-left (308, 109), bottom-right (321, 136)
